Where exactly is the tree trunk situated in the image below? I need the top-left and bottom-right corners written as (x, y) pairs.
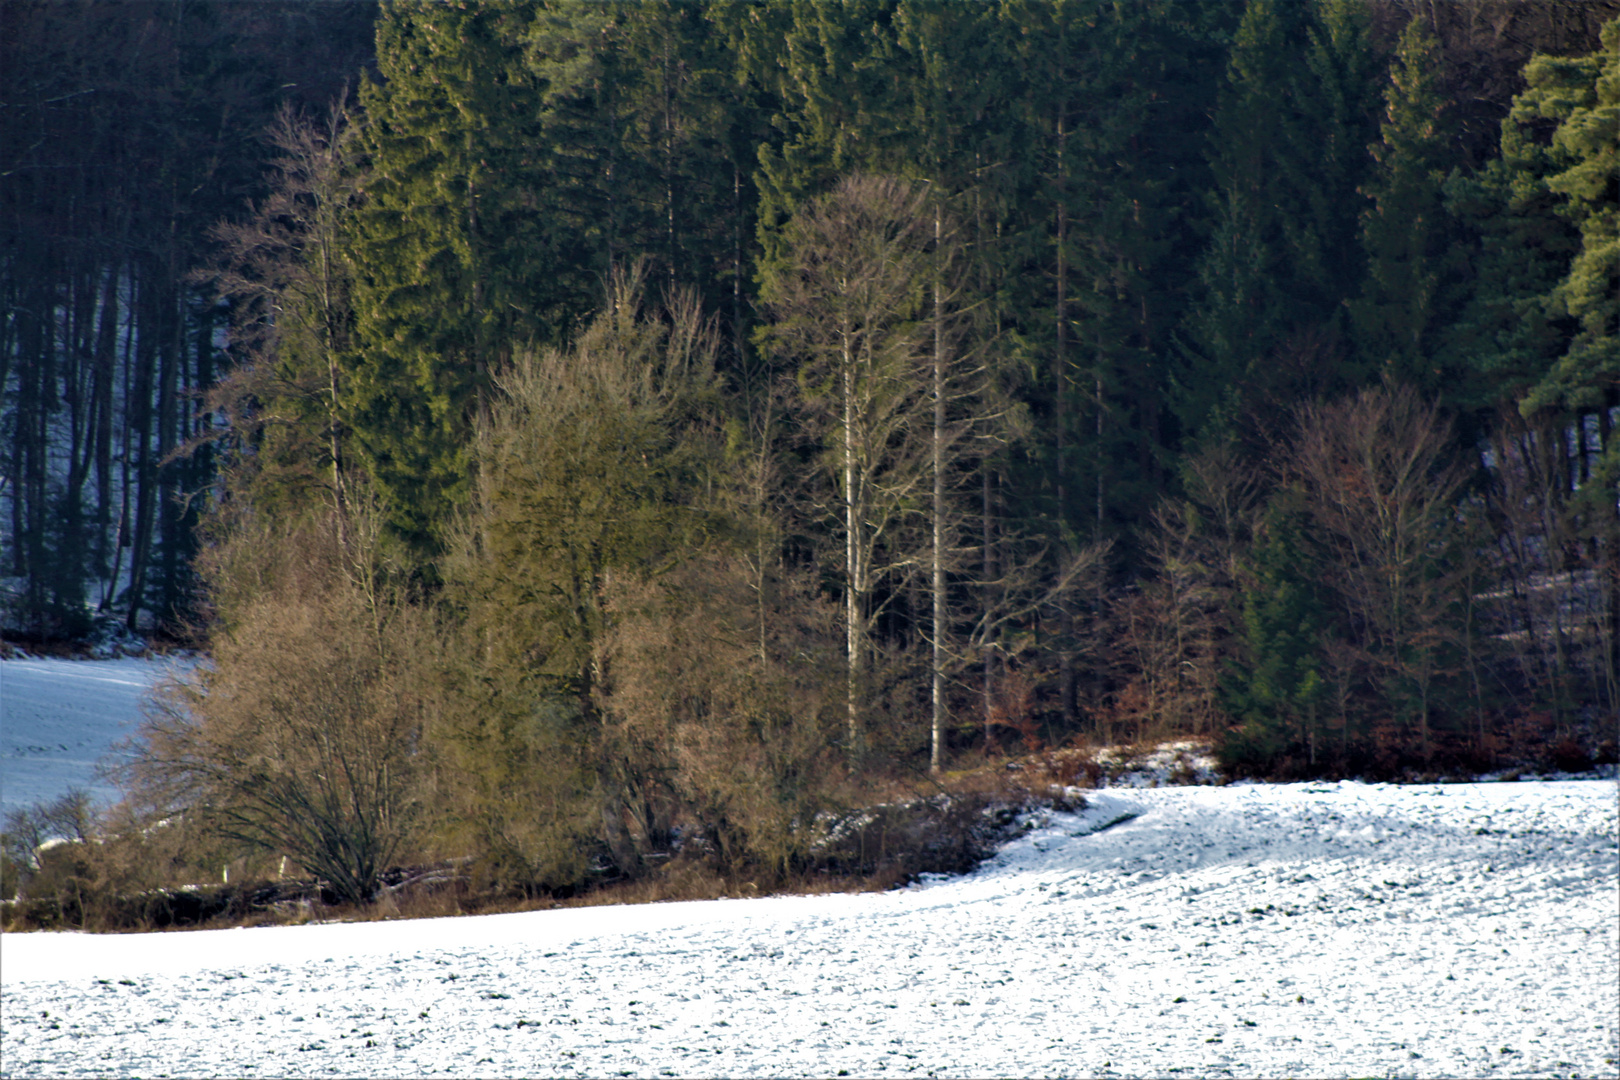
top-left (931, 203), bottom-right (947, 774)
top-left (844, 335), bottom-right (861, 748)
top-left (1055, 106), bottom-right (1076, 728)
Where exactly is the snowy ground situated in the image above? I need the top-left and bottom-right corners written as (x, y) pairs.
top-left (0, 657), bottom-right (182, 819)
top-left (3, 780), bottom-right (1616, 1079)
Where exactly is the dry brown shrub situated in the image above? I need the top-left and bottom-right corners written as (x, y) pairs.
top-left (596, 553), bottom-right (845, 884)
top-left (126, 511), bottom-right (434, 906)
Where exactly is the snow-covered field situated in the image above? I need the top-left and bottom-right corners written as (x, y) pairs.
top-left (0, 657), bottom-right (182, 818)
top-left (4, 779), bottom-right (1615, 1078)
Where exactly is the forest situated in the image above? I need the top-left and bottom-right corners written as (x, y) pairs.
top-left (2, 0), bottom-right (1616, 912)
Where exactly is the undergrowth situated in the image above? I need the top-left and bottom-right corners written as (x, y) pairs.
top-left (1, 765), bottom-right (1070, 935)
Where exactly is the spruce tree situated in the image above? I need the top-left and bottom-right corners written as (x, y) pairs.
top-left (1441, 71), bottom-right (1583, 413)
top-left (1511, 19), bottom-right (1620, 703)
top-left (344, 0), bottom-right (560, 552)
top-left (996, 0), bottom-right (1231, 722)
top-left (1186, 0), bottom-right (1306, 436)
top-left (1182, 0), bottom-right (1377, 444)
top-left (611, 1), bottom-right (753, 322)
top-left (1219, 492), bottom-right (1328, 775)
top-left (1517, 19), bottom-right (1619, 420)
top-left (1285, 0), bottom-right (1380, 336)
top-left (1350, 15), bottom-right (1457, 395)
top-left (747, 0), bottom-right (908, 265)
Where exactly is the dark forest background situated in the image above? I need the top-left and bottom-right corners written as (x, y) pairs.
top-left (3, 0), bottom-right (1616, 909)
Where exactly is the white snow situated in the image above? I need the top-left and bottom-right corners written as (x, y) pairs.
top-left (0, 656), bottom-right (182, 818)
top-left (1091, 739), bottom-right (1222, 786)
top-left (3, 780), bottom-right (1616, 1078)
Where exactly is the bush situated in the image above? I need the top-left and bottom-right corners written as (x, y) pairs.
top-left (126, 510), bottom-right (434, 906)
top-left (596, 554), bottom-right (846, 883)
top-left (2, 790), bottom-right (95, 901)
top-left (1548, 737), bottom-right (1592, 773)
top-left (813, 794), bottom-right (1004, 882)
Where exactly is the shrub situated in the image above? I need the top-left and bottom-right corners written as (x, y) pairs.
top-left (126, 511), bottom-right (433, 906)
top-left (596, 555), bottom-right (846, 883)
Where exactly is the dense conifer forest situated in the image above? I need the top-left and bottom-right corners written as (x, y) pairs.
top-left (3, 0), bottom-right (1616, 909)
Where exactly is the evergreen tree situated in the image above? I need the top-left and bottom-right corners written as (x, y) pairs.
top-left (1219, 491), bottom-right (1328, 775)
top-left (1441, 91), bottom-right (1583, 413)
top-left (746, 0), bottom-right (909, 265)
top-left (344, 0), bottom-right (561, 552)
top-left (611, 1), bottom-right (756, 326)
top-left (1510, 18), bottom-right (1620, 704)
top-left (997, 0), bottom-right (1230, 723)
top-left (1285, 0), bottom-right (1381, 336)
top-left (1185, 0), bottom-right (1309, 436)
top-left (1516, 18), bottom-right (1619, 421)
top-left (1182, 0), bottom-right (1377, 444)
top-left (515, 1), bottom-right (638, 298)
top-left (1350, 15), bottom-right (1458, 395)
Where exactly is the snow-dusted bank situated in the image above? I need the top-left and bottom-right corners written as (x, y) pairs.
top-left (3, 781), bottom-right (1615, 1079)
top-left (0, 657), bottom-right (182, 818)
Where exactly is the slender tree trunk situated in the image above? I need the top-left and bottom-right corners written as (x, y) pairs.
top-left (93, 266), bottom-right (118, 590)
top-left (154, 272), bottom-right (181, 626)
top-left (124, 282), bottom-right (157, 633)
top-left (662, 32), bottom-right (677, 294)
top-left (1055, 107), bottom-right (1076, 727)
top-left (931, 203), bottom-right (946, 774)
top-left (733, 162), bottom-right (744, 365)
top-left (1095, 371), bottom-right (1105, 537)
top-left (983, 462), bottom-right (996, 746)
top-left (844, 335), bottom-right (861, 748)
top-left (1601, 405), bottom-right (1620, 710)
top-left (105, 285), bottom-right (138, 615)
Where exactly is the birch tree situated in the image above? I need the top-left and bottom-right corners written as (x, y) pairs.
top-left (761, 175), bottom-right (941, 750)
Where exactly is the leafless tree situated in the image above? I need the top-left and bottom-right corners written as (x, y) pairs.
top-left (1291, 384), bottom-right (1471, 761)
top-left (197, 98), bottom-right (362, 532)
top-left (127, 510), bottom-right (429, 905)
top-left (761, 175), bottom-right (943, 749)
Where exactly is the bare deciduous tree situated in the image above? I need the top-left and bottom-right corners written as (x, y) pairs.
top-left (762, 175), bottom-right (941, 748)
top-left (1291, 384), bottom-right (1471, 761)
top-left (596, 553), bottom-right (844, 881)
top-left (128, 510), bottom-right (428, 905)
top-left (445, 265), bottom-right (724, 881)
top-left (197, 98), bottom-right (362, 527)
